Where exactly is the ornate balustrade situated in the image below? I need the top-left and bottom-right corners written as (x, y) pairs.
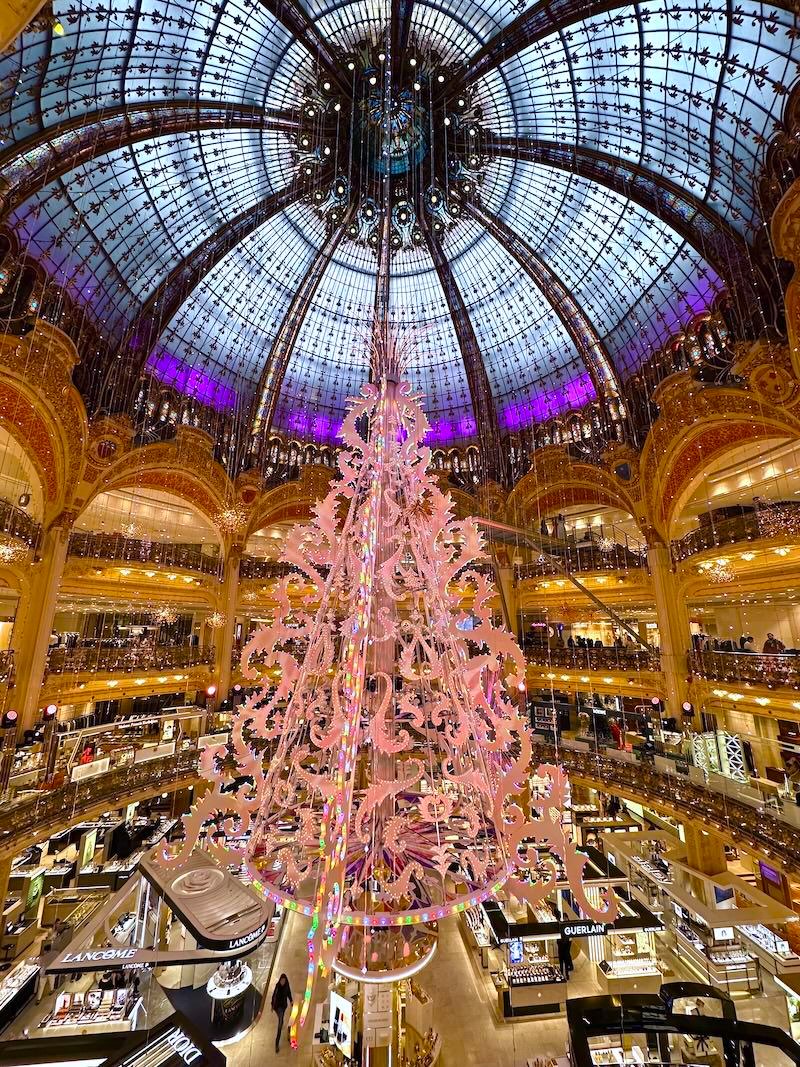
top-left (689, 648), bottom-right (800, 688)
top-left (516, 544), bottom-right (646, 580)
top-left (0, 750), bottom-right (199, 859)
top-left (532, 739), bottom-right (800, 874)
top-left (0, 650), bottom-right (13, 683)
top-left (0, 498), bottom-right (40, 548)
top-left (46, 644), bottom-right (214, 675)
top-left (671, 502), bottom-right (800, 561)
top-left (526, 646), bottom-right (662, 672)
top-left (239, 557), bottom-right (298, 580)
top-left (68, 531), bottom-right (223, 576)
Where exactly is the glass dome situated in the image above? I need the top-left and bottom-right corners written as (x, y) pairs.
top-left (0, 0), bottom-right (796, 445)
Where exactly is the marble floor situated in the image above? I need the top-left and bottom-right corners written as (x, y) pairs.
top-left (223, 913), bottom-right (797, 1067)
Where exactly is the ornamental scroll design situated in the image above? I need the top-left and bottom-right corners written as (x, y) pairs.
top-left (162, 354), bottom-right (615, 1038)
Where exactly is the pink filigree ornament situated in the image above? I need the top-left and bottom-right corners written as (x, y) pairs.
top-left (162, 335), bottom-right (616, 1041)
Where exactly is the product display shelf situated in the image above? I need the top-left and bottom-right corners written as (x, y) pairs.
top-left (673, 923), bottom-right (758, 992)
top-left (736, 923), bottom-right (800, 976)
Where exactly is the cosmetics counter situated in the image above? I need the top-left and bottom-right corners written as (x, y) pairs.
top-left (39, 986), bottom-right (142, 1035)
top-left (597, 929), bottom-right (661, 994)
top-left (0, 961), bottom-right (39, 1032)
top-left (669, 903), bottom-right (759, 993)
top-left (206, 960), bottom-right (252, 1025)
top-left (736, 923), bottom-right (800, 978)
top-left (463, 870), bottom-right (662, 1018)
top-left (400, 980), bottom-right (441, 1067)
top-left (603, 835), bottom-right (672, 914)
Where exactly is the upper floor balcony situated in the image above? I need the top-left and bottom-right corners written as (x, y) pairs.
top-left (525, 644), bottom-right (662, 673)
top-left (45, 642), bottom-right (214, 675)
top-left (515, 535), bottom-right (647, 581)
top-left (0, 498), bottom-right (40, 550)
top-left (672, 501), bottom-right (800, 562)
top-left (689, 648), bottom-right (800, 689)
top-left (238, 557), bottom-right (299, 580)
top-left (68, 531), bottom-right (223, 577)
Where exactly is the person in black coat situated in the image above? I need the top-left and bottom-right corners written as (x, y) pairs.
top-left (272, 973), bottom-right (293, 1052)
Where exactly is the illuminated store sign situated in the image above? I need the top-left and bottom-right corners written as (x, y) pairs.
top-left (62, 948), bottom-right (138, 964)
top-left (224, 922), bottom-right (267, 952)
top-left (562, 921), bottom-right (610, 938)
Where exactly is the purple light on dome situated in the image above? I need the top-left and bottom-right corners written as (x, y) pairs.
top-left (146, 349), bottom-right (238, 411)
top-left (424, 419), bottom-right (454, 444)
top-left (501, 372), bottom-right (596, 431)
top-left (273, 406), bottom-right (342, 443)
top-left (618, 270), bottom-right (722, 371)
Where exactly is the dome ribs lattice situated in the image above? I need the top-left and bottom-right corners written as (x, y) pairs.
top-left (485, 134), bottom-right (772, 333)
top-left (99, 175), bottom-right (322, 413)
top-left (447, 0), bottom-right (798, 97)
top-left (465, 200), bottom-right (621, 403)
top-left (421, 215), bottom-right (506, 483)
top-left (0, 0), bottom-right (797, 443)
top-left (0, 101), bottom-right (297, 223)
top-left (259, 0), bottom-right (350, 94)
top-left (251, 212), bottom-right (351, 440)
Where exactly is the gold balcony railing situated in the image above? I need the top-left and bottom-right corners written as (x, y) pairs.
top-left (689, 648), bottom-right (800, 688)
top-left (68, 531), bottom-right (223, 576)
top-left (671, 502), bottom-right (800, 561)
top-left (526, 645), bottom-right (662, 672)
top-left (45, 644), bottom-right (215, 675)
top-left (0, 750), bottom-right (200, 858)
top-left (531, 740), bottom-right (800, 875)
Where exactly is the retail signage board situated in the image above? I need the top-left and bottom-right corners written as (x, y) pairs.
top-left (139, 849), bottom-right (272, 954)
top-left (561, 921), bottom-right (610, 938)
top-left (0, 1012), bottom-right (224, 1067)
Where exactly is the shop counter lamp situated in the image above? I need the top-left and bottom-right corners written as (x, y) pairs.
top-left (161, 334), bottom-right (617, 1045)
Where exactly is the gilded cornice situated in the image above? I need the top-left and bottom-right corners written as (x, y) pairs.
top-left (0, 323), bottom-right (88, 515)
top-left (505, 444), bottom-right (642, 530)
top-left (641, 349), bottom-right (800, 538)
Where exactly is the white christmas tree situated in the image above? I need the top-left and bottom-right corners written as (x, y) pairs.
top-left (164, 335), bottom-right (615, 1041)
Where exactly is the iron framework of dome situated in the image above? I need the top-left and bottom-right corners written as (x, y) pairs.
top-left (0, 0), bottom-right (798, 477)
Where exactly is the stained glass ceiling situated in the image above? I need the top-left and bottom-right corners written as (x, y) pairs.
top-left (0, 0), bottom-right (797, 445)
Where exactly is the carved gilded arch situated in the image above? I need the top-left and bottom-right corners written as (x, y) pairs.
top-left (505, 445), bottom-right (642, 532)
top-left (640, 357), bottom-right (800, 540)
top-left (0, 323), bottom-right (89, 520)
top-left (245, 464), bottom-right (334, 539)
top-left (79, 425), bottom-right (234, 536)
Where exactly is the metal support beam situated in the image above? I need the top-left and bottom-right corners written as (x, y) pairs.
top-left (451, 0), bottom-right (797, 95)
top-left (251, 216), bottom-right (350, 440)
top-left (421, 219), bottom-right (507, 485)
top-left (0, 100), bottom-right (299, 221)
top-left (487, 134), bottom-right (770, 330)
top-left (258, 0), bottom-right (349, 95)
top-left (97, 177), bottom-right (314, 411)
top-left (466, 200), bottom-right (621, 400)
top-left (390, 0), bottom-right (414, 89)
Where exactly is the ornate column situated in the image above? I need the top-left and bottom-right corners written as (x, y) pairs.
top-left (683, 824), bottom-right (727, 878)
top-left (12, 516), bottom-right (73, 730)
top-left (215, 543), bottom-right (242, 701)
top-left (647, 542), bottom-right (691, 718)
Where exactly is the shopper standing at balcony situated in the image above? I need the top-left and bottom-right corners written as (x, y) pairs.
top-left (763, 633), bottom-right (785, 654)
top-left (610, 718), bottom-right (623, 750)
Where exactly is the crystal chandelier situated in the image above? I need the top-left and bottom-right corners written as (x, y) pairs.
top-left (0, 537), bottom-right (28, 564)
top-left (705, 559), bottom-right (735, 584)
top-left (163, 337), bottom-right (615, 1040)
top-left (215, 503), bottom-right (249, 535)
top-left (206, 611), bottom-right (227, 629)
top-left (597, 536), bottom-right (616, 553)
top-left (153, 606), bottom-right (178, 625)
